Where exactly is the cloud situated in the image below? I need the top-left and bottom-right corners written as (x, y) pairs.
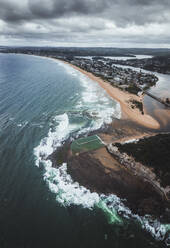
top-left (0, 0), bottom-right (169, 25)
top-left (0, 0), bottom-right (30, 22)
top-left (0, 0), bottom-right (170, 47)
top-left (29, 0), bottom-right (107, 18)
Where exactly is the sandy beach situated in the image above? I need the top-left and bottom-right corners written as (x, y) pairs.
top-left (61, 60), bottom-right (160, 130)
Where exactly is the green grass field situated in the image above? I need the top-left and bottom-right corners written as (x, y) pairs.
top-left (71, 135), bottom-right (105, 154)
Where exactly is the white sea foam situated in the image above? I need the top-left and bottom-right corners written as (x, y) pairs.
top-left (123, 138), bottom-right (139, 144)
top-left (101, 194), bottom-right (169, 242)
top-left (55, 59), bottom-right (121, 120)
top-left (34, 113), bottom-right (70, 166)
top-left (34, 112), bottom-right (101, 209)
top-left (44, 163), bottom-right (100, 208)
top-left (17, 121), bottom-right (28, 128)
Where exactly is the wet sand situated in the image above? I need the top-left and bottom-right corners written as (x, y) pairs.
top-left (61, 60), bottom-right (160, 130)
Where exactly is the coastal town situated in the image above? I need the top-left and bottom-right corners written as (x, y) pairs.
top-left (64, 56), bottom-right (159, 93)
top-left (61, 56), bottom-right (170, 109)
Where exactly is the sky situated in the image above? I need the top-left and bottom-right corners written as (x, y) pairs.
top-left (0, 0), bottom-right (170, 48)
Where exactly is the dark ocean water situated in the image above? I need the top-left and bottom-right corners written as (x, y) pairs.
top-left (0, 53), bottom-right (169, 248)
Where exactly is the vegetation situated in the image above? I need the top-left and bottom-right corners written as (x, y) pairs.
top-left (2, 47), bottom-right (170, 57)
top-left (130, 99), bottom-right (144, 114)
top-left (165, 98), bottom-right (170, 104)
top-left (125, 84), bottom-right (140, 95)
top-left (115, 134), bottom-right (170, 187)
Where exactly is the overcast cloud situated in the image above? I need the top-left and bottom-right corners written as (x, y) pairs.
top-left (0, 0), bottom-right (170, 47)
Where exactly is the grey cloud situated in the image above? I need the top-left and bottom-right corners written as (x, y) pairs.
top-left (0, 0), bottom-right (31, 22)
top-left (0, 0), bottom-right (170, 47)
top-left (0, 0), bottom-right (170, 26)
top-left (28, 0), bottom-right (108, 19)
top-left (102, 0), bottom-right (170, 26)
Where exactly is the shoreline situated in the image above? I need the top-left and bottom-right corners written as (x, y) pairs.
top-left (60, 59), bottom-right (160, 130)
top-left (5, 53), bottom-right (170, 131)
top-left (2, 53), bottom-right (162, 130)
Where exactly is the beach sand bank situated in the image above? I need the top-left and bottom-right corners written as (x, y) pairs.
top-left (61, 60), bottom-right (160, 130)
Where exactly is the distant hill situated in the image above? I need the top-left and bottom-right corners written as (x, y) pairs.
top-left (1, 46), bottom-right (170, 57)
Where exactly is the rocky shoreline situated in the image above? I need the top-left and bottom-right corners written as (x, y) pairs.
top-left (49, 119), bottom-right (170, 221)
top-left (67, 150), bottom-right (168, 219)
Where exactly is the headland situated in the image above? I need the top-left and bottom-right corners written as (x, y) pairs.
top-left (50, 57), bottom-right (170, 220)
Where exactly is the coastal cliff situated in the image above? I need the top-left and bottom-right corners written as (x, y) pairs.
top-left (50, 119), bottom-right (170, 220)
top-left (67, 132), bottom-right (170, 220)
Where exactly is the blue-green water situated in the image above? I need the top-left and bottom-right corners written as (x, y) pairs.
top-left (0, 53), bottom-right (169, 248)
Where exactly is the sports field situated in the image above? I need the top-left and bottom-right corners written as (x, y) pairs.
top-left (71, 135), bottom-right (105, 154)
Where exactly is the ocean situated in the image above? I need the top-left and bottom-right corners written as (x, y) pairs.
top-left (0, 53), bottom-right (169, 248)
